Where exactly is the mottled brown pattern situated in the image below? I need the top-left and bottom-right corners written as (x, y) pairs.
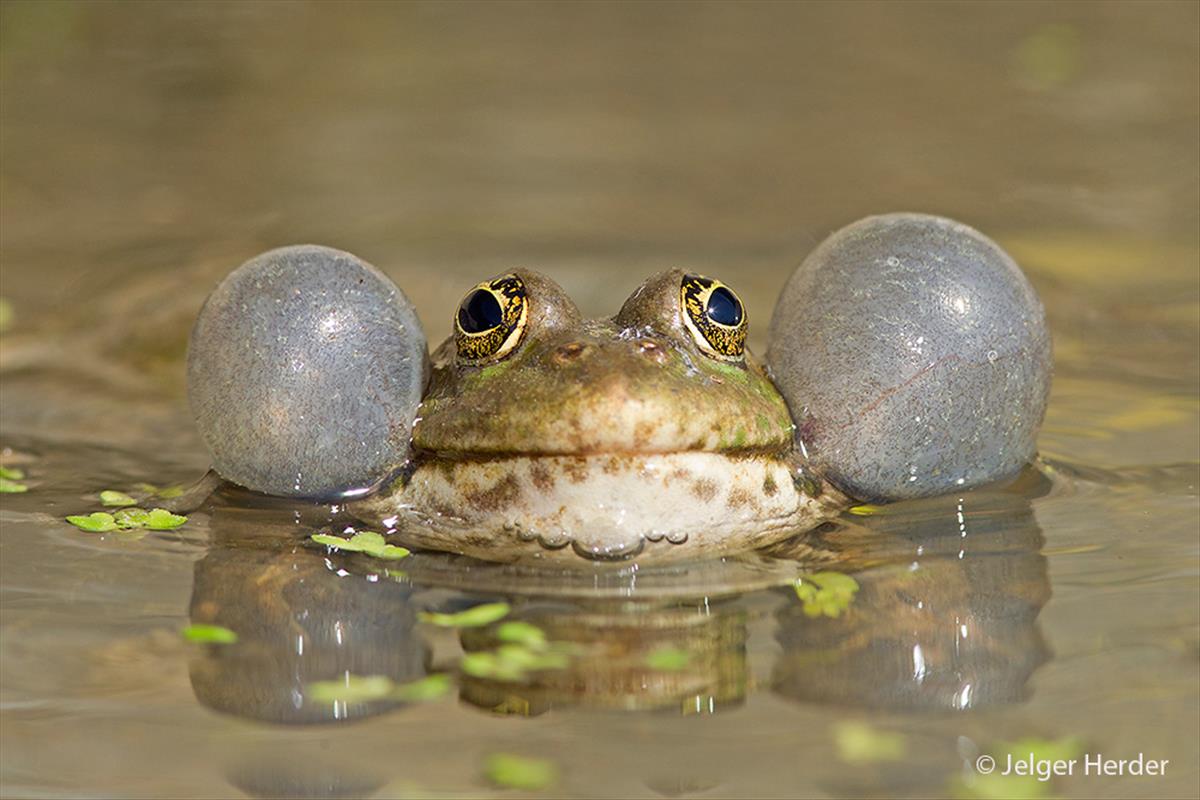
top-left (351, 451), bottom-right (851, 566)
top-left (601, 456), bottom-right (624, 475)
top-left (465, 474), bottom-right (521, 512)
top-left (427, 496), bottom-right (462, 520)
top-left (433, 458), bottom-right (456, 483)
top-left (633, 420), bottom-right (658, 445)
top-left (529, 460), bottom-right (555, 492)
top-left (414, 269), bottom-right (794, 456)
top-left (762, 473), bottom-right (778, 496)
top-left (563, 457), bottom-right (589, 484)
top-left (691, 478), bottom-right (718, 502)
top-left (727, 487), bottom-right (755, 509)
top-left (793, 472), bottom-right (822, 498)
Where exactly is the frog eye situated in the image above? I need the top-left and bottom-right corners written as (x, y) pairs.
top-left (454, 274), bottom-right (529, 363)
top-left (680, 274), bottom-right (747, 360)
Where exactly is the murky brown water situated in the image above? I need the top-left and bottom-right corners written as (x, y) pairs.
top-left (1, 2), bottom-right (1197, 798)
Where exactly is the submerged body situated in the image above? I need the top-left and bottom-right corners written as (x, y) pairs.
top-left (353, 270), bottom-right (847, 563)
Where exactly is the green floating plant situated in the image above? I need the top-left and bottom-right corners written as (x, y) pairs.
top-left (418, 602), bottom-right (510, 628)
top-left (393, 673), bottom-right (453, 702)
top-left (311, 531), bottom-right (410, 560)
top-left (834, 721), bottom-right (906, 764)
top-left (113, 508), bottom-right (151, 528)
top-left (460, 621), bottom-right (577, 682)
top-left (308, 674), bottom-right (395, 703)
top-left (644, 645), bottom-right (692, 671)
top-left (484, 753), bottom-right (558, 791)
top-left (99, 490), bottom-right (137, 507)
top-left (461, 644), bottom-right (570, 682)
top-left (307, 673), bottom-right (452, 704)
top-left (794, 571), bottom-right (860, 618)
top-left (847, 504), bottom-right (883, 516)
top-left (133, 482), bottom-right (184, 499)
top-left (495, 620), bottom-right (546, 648)
top-left (137, 508), bottom-right (186, 530)
top-left (952, 735), bottom-right (1084, 800)
top-left (1, 465), bottom-right (28, 492)
top-left (66, 512), bottom-right (118, 532)
top-left (181, 624), bottom-right (238, 644)
top-left (67, 507), bottom-right (186, 532)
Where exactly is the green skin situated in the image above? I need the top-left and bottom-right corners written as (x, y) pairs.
top-left (353, 268), bottom-right (845, 563)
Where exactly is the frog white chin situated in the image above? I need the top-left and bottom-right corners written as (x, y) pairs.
top-left (351, 452), bottom-right (844, 564)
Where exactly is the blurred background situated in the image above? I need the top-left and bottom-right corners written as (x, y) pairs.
top-left (0, 2), bottom-right (1197, 798)
top-left (1, 0), bottom-right (1196, 459)
top-left (1, 0), bottom-right (1196, 333)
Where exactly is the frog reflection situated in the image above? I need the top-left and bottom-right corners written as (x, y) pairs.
top-left (457, 599), bottom-right (749, 715)
top-left (184, 474), bottom-right (1051, 724)
top-left (186, 491), bottom-right (427, 725)
top-left (769, 472), bottom-right (1052, 710)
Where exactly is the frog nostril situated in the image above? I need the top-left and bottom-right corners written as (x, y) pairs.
top-left (552, 342), bottom-right (589, 364)
top-left (636, 339), bottom-right (668, 363)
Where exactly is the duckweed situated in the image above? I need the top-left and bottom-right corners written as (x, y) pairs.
top-left (847, 504), bottom-right (884, 516)
top-left (495, 620), bottom-right (547, 647)
top-left (99, 490), bottom-right (137, 507)
top-left (133, 482), bottom-right (184, 499)
top-left (418, 602), bottom-right (511, 628)
top-left (181, 624), bottom-right (238, 644)
top-left (644, 645), bottom-right (692, 671)
top-left (113, 508), bottom-right (151, 528)
top-left (67, 507), bottom-right (186, 532)
top-left (392, 674), bottom-right (453, 702)
top-left (143, 508), bottom-right (188, 530)
top-left (484, 753), bottom-right (558, 791)
top-left (460, 620), bottom-right (577, 682)
top-left (834, 721), bottom-right (906, 764)
top-left (65, 512), bottom-right (118, 532)
top-left (794, 572), bottom-right (859, 618)
top-left (952, 736), bottom-right (1084, 800)
top-left (461, 643), bottom-right (570, 682)
top-left (311, 531), bottom-right (410, 560)
top-left (307, 673), bottom-right (451, 704)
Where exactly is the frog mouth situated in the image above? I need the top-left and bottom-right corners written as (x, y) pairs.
top-left (356, 449), bottom-right (834, 564)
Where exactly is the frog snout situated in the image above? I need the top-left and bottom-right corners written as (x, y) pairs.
top-left (548, 337), bottom-right (670, 369)
top-left (550, 341), bottom-right (591, 364)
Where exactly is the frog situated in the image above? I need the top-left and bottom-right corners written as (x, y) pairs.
top-left (350, 269), bottom-right (848, 562)
top-left (186, 214), bottom-right (1052, 565)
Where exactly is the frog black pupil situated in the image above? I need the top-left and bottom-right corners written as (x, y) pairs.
top-left (458, 289), bottom-right (503, 333)
top-left (707, 286), bottom-right (742, 326)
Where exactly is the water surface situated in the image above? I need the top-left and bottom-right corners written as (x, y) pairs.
top-left (1, 2), bottom-right (1197, 798)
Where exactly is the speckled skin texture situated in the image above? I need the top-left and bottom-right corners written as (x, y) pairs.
top-left (352, 268), bottom-right (840, 563)
top-left (187, 245), bottom-right (428, 499)
top-left (767, 213), bottom-right (1052, 502)
top-left (415, 269), bottom-right (794, 455)
top-left (354, 451), bottom-right (843, 564)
